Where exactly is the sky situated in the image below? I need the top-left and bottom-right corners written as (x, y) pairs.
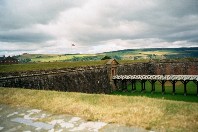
top-left (0, 0), bottom-right (198, 56)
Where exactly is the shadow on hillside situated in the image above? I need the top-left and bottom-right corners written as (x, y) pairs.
top-left (111, 91), bottom-right (198, 103)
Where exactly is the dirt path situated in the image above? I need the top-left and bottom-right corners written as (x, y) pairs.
top-left (0, 104), bottom-right (150, 132)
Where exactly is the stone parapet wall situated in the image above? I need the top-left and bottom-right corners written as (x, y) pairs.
top-left (0, 65), bottom-right (105, 77)
top-left (117, 61), bottom-right (198, 75)
top-left (0, 61), bottom-right (197, 94)
top-left (0, 66), bottom-right (111, 94)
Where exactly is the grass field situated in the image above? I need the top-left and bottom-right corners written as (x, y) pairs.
top-left (31, 55), bottom-right (72, 62)
top-left (0, 88), bottom-right (197, 132)
top-left (17, 53), bottom-right (99, 62)
top-left (112, 81), bottom-right (198, 102)
top-left (140, 51), bottom-right (177, 56)
top-left (30, 54), bottom-right (97, 62)
top-left (122, 51), bottom-right (176, 59)
top-left (14, 47), bottom-right (198, 62)
top-left (0, 59), bottom-right (149, 73)
top-left (0, 61), bottom-right (106, 73)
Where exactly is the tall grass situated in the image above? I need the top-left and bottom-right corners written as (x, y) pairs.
top-left (0, 88), bottom-right (198, 131)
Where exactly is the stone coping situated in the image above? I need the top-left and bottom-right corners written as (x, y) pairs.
top-left (0, 66), bottom-right (106, 79)
top-left (113, 75), bottom-right (198, 81)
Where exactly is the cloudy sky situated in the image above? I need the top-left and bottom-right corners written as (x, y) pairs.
top-left (0, 0), bottom-right (198, 56)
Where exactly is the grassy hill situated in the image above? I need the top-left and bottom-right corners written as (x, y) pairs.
top-left (14, 47), bottom-right (198, 63)
top-left (16, 53), bottom-right (100, 63)
top-left (104, 47), bottom-right (198, 60)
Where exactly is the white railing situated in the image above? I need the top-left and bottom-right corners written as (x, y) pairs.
top-left (113, 75), bottom-right (198, 81)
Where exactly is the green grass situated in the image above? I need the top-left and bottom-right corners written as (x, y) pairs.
top-left (17, 53), bottom-right (99, 62)
top-left (30, 54), bottom-right (97, 62)
top-left (119, 59), bottom-right (150, 63)
top-left (0, 61), bottom-right (107, 73)
top-left (0, 88), bottom-right (198, 132)
top-left (0, 59), bottom-right (151, 73)
top-left (31, 55), bottom-right (72, 62)
top-left (112, 81), bottom-right (198, 103)
top-left (16, 48), bottom-right (198, 62)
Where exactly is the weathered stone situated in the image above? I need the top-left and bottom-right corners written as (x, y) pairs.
top-left (0, 61), bottom-right (197, 93)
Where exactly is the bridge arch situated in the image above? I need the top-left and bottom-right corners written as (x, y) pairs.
top-left (113, 75), bottom-right (198, 96)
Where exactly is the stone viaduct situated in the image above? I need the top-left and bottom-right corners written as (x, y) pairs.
top-left (0, 59), bottom-right (198, 95)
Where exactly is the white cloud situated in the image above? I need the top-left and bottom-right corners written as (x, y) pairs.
top-left (0, 0), bottom-right (198, 56)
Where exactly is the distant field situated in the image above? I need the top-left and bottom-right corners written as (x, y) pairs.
top-left (31, 55), bottom-right (72, 62)
top-left (0, 88), bottom-right (197, 131)
top-left (104, 47), bottom-right (198, 60)
top-left (17, 54), bottom-right (98, 62)
top-left (121, 50), bottom-right (179, 60)
top-left (140, 51), bottom-right (177, 55)
top-left (14, 47), bottom-right (198, 62)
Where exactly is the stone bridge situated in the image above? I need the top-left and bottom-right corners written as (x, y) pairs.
top-left (112, 75), bottom-right (198, 96)
top-left (0, 59), bottom-right (198, 95)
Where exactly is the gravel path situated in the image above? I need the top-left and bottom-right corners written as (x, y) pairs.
top-left (0, 104), bottom-right (151, 132)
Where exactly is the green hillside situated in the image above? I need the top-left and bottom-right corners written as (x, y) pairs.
top-left (14, 47), bottom-right (198, 63)
top-left (104, 47), bottom-right (198, 60)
